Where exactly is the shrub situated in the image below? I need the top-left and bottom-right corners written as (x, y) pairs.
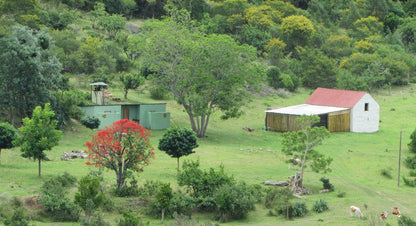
top-left (409, 170), bottom-right (416, 177)
top-left (337, 191), bottom-right (346, 198)
top-left (178, 159), bottom-right (234, 198)
top-left (117, 211), bottom-right (148, 226)
top-left (138, 180), bottom-right (163, 197)
top-left (313, 199), bottom-right (329, 213)
top-left (381, 168), bottom-right (393, 179)
top-left (409, 128), bottom-right (416, 153)
top-left (82, 212), bottom-right (110, 226)
top-left (3, 207), bottom-right (28, 226)
top-left (81, 116), bottom-right (100, 129)
top-left (320, 177), bottom-right (334, 191)
top-left (213, 182), bottom-right (256, 222)
top-left (398, 215), bottom-right (416, 226)
top-left (145, 189), bottom-right (195, 219)
top-left (114, 172), bottom-right (139, 197)
top-left (39, 174), bottom-right (81, 222)
top-left (403, 176), bottom-right (416, 187)
top-left (405, 156), bottom-right (416, 169)
top-left (74, 174), bottom-right (105, 216)
top-left (292, 202), bottom-right (308, 217)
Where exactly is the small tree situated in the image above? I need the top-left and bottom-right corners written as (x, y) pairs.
top-left (408, 128), bottom-right (416, 153)
top-left (85, 119), bottom-right (154, 190)
top-left (13, 103), bottom-right (62, 177)
top-left (0, 122), bottom-right (17, 165)
top-left (281, 115), bottom-right (331, 190)
top-left (119, 72), bottom-right (144, 99)
top-left (158, 127), bottom-right (198, 172)
top-left (156, 183), bottom-right (173, 223)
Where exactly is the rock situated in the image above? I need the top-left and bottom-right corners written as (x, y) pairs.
top-left (319, 189), bottom-right (331, 193)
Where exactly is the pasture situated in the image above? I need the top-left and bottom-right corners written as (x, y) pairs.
top-left (0, 83), bottom-right (415, 225)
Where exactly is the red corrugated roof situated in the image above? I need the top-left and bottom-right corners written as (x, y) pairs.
top-left (305, 87), bottom-right (366, 108)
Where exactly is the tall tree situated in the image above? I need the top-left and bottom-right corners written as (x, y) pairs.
top-left (85, 119), bottom-right (154, 190)
top-left (0, 122), bottom-right (17, 165)
top-left (119, 72), bottom-right (144, 99)
top-left (281, 115), bottom-right (331, 191)
top-left (135, 19), bottom-right (264, 137)
top-left (0, 25), bottom-right (62, 125)
top-left (13, 103), bottom-right (62, 177)
top-left (158, 127), bottom-right (198, 172)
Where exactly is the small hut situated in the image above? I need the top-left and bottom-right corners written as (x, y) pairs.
top-left (265, 88), bottom-right (379, 133)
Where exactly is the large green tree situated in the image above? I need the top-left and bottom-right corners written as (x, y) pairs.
top-left (281, 115), bottom-right (331, 191)
top-left (0, 122), bottom-right (17, 165)
top-left (13, 103), bottom-right (62, 177)
top-left (0, 25), bottom-right (62, 124)
top-left (158, 127), bottom-right (198, 172)
top-left (135, 19), bottom-right (264, 137)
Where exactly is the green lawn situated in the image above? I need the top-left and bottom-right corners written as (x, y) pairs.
top-left (1, 84), bottom-right (415, 225)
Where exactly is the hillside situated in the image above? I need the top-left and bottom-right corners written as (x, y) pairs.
top-left (1, 0), bottom-right (416, 225)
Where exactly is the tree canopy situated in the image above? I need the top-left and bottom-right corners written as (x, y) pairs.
top-left (0, 122), bottom-right (17, 165)
top-left (85, 119), bottom-right (154, 190)
top-left (158, 127), bottom-right (198, 172)
top-left (135, 19), bottom-right (264, 137)
top-left (0, 25), bottom-right (62, 124)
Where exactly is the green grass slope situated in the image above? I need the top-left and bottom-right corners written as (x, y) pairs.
top-left (0, 84), bottom-right (415, 225)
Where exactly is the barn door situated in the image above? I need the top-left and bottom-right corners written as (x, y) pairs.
top-left (123, 107), bottom-right (129, 119)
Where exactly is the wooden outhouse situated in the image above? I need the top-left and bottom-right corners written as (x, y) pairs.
top-left (265, 88), bottom-right (379, 133)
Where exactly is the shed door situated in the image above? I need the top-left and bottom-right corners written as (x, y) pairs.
top-left (123, 107), bottom-right (129, 119)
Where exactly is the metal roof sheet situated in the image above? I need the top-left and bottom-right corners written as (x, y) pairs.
top-left (265, 104), bottom-right (348, 115)
top-left (305, 87), bottom-right (366, 108)
top-left (90, 82), bottom-right (108, 86)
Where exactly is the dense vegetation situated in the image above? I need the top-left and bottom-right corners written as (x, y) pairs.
top-left (1, 0), bottom-right (416, 225)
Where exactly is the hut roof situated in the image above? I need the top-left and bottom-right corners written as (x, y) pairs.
top-left (305, 87), bottom-right (366, 108)
top-left (266, 104), bottom-right (348, 115)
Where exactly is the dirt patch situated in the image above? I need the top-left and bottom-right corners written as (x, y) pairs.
top-left (22, 195), bottom-right (44, 211)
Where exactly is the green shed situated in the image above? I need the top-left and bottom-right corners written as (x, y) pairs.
top-left (81, 103), bottom-right (170, 130)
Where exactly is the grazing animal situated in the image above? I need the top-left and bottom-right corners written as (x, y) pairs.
top-left (380, 211), bottom-right (388, 220)
top-left (392, 207), bottom-right (401, 217)
top-left (350, 206), bottom-right (363, 218)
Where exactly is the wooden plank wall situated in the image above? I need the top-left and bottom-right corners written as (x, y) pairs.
top-left (328, 110), bottom-right (350, 132)
top-left (266, 113), bottom-right (299, 132)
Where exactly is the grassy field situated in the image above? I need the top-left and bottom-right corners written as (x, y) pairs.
top-left (0, 83), bottom-right (415, 225)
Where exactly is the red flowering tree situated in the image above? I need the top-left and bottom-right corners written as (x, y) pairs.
top-left (85, 119), bottom-right (154, 190)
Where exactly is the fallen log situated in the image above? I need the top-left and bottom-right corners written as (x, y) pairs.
top-left (264, 181), bottom-right (289, 186)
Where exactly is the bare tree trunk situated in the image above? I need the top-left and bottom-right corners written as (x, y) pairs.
top-left (0, 149), bottom-right (2, 165)
top-left (161, 208), bottom-right (165, 223)
top-left (117, 163), bottom-right (125, 190)
top-left (38, 159), bottom-right (41, 177)
top-left (177, 157), bottom-right (180, 173)
top-left (124, 89), bottom-right (128, 99)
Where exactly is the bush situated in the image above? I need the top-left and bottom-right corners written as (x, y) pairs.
top-left (403, 176), bottom-right (416, 187)
top-left (178, 159), bottom-right (234, 198)
top-left (409, 128), bottom-right (416, 153)
top-left (213, 182), bottom-right (256, 222)
top-left (3, 207), bottom-right (28, 226)
top-left (409, 170), bottom-right (416, 177)
top-left (114, 172), bottom-right (139, 197)
top-left (138, 180), bottom-right (163, 197)
top-left (313, 199), bottom-right (329, 213)
top-left (337, 191), bottom-right (346, 198)
top-left (381, 168), bottom-right (393, 179)
top-left (292, 202), bottom-right (308, 217)
top-left (82, 212), bottom-right (110, 226)
top-left (81, 116), bottom-right (100, 129)
top-left (320, 177), bottom-right (334, 191)
top-left (149, 85), bottom-right (169, 100)
top-left (405, 156), bottom-right (416, 169)
top-left (74, 174), bottom-right (105, 216)
top-left (398, 215), bottom-right (416, 226)
top-left (117, 211), bottom-right (148, 226)
top-left (39, 174), bottom-right (81, 222)
top-left (145, 189), bottom-right (195, 219)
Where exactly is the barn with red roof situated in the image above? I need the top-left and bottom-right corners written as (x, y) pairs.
top-left (265, 88), bottom-right (379, 133)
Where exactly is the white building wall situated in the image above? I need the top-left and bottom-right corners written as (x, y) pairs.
top-left (350, 94), bottom-right (379, 133)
